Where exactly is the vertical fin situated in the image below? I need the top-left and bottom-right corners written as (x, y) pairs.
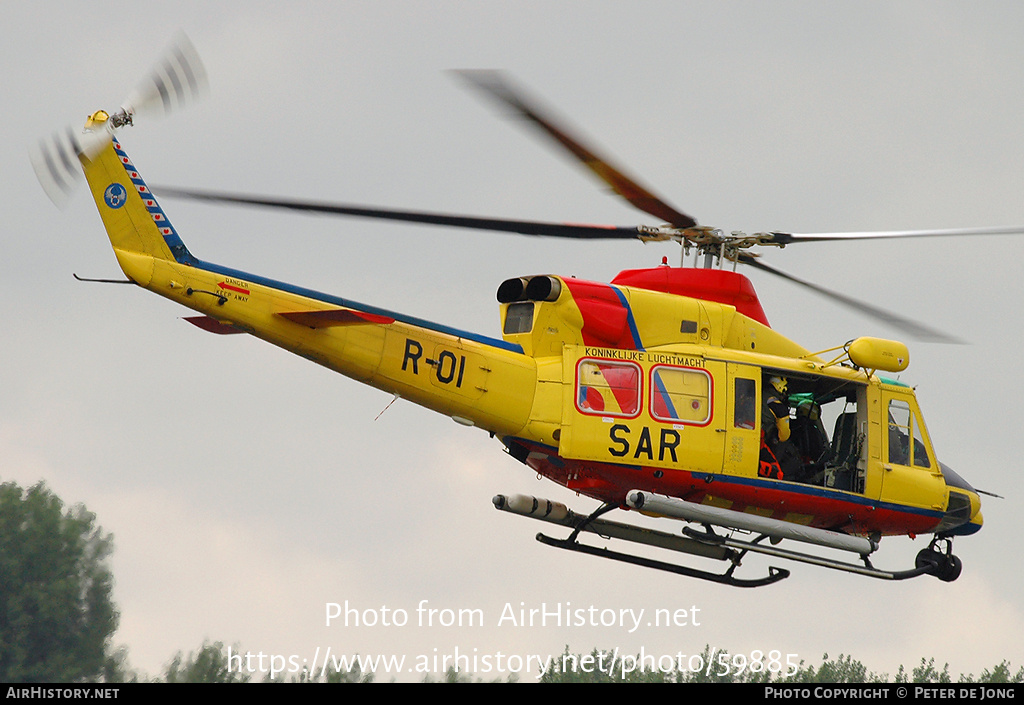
top-left (80, 128), bottom-right (193, 265)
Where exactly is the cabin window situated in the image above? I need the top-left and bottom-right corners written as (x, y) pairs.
top-left (503, 302), bottom-right (534, 334)
top-left (649, 366), bottom-right (712, 425)
top-left (734, 378), bottom-right (757, 429)
top-left (576, 359), bottom-right (641, 417)
top-left (887, 399), bottom-right (931, 468)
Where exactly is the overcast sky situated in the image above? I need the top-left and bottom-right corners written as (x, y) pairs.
top-left (3, 1), bottom-right (1022, 682)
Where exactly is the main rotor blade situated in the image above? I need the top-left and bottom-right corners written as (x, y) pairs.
top-left (455, 70), bottom-right (697, 230)
top-left (738, 254), bottom-right (963, 344)
top-left (153, 186), bottom-right (647, 240)
top-left (768, 225), bottom-right (1024, 244)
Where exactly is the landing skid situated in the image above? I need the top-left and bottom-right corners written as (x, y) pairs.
top-left (680, 526), bottom-right (933, 581)
top-left (493, 495), bottom-right (788, 588)
top-left (493, 493), bottom-right (962, 586)
top-left (537, 529), bottom-right (789, 588)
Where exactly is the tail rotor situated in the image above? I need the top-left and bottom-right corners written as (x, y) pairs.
top-left (118, 31), bottom-right (208, 126)
top-left (29, 32), bottom-right (207, 208)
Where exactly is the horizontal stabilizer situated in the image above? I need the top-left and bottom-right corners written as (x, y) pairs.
top-left (277, 308), bottom-right (395, 328)
top-left (183, 316), bottom-right (245, 335)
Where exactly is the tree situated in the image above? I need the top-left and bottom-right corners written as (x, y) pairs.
top-left (162, 641), bottom-right (250, 683)
top-left (0, 480), bottom-right (119, 682)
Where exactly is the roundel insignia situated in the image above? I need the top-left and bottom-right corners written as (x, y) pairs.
top-left (103, 183), bottom-right (128, 209)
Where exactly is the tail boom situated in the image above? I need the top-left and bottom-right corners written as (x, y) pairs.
top-left (80, 128), bottom-right (537, 435)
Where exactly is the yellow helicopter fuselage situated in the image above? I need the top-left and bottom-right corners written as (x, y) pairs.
top-left (81, 126), bottom-right (982, 550)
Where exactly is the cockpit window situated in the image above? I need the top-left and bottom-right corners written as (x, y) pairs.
top-left (887, 399), bottom-right (931, 468)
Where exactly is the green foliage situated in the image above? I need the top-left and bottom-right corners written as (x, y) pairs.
top-left (893, 657), bottom-right (952, 683)
top-left (281, 660), bottom-right (375, 683)
top-left (538, 646), bottom-right (1024, 684)
top-left (976, 661), bottom-right (1024, 683)
top-left (783, 653), bottom-right (889, 683)
top-left (111, 637), bottom-right (1024, 683)
top-left (147, 644), bottom-right (1024, 683)
top-left (419, 666), bottom-right (517, 683)
top-left (321, 661), bottom-right (376, 683)
top-left (0, 480), bottom-right (119, 682)
top-left (162, 641), bottom-right (250, 683)
top-left (4, 478), bottom-right (1017, 687)
top-left (540, 647), bottom-right (620, 683)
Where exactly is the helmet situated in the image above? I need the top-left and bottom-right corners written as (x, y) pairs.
top-left (768, 376), bottom-right (788, 395)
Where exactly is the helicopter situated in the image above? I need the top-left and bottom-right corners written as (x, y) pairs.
top-left (31, 37), bottom-right (1008, 588)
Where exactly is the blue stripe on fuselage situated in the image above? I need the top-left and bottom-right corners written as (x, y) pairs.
top-left (611, 286), bottom-right (644, 350)
top-left (502, 436), bottom-right (944, 523)
top-left (189, 257), bottom-right (524, 354)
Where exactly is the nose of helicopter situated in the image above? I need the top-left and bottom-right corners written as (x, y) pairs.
top-left (936, 462), bottom-right (983, 536)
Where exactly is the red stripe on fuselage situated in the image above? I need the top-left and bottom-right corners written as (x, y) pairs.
top-left (562, 278), bottom-right (636, 349)
top-left (513, 440), bottom-right (939, 537)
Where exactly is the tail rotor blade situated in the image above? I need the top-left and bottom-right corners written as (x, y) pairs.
top-left (29, 127), bottom-right (84, 208)
top-left (29, 125), bottom-right (111, 209)
top-left (120, 32), bottom-right (208, 122)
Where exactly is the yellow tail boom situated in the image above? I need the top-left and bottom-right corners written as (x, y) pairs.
top-left (79, 119), bottom-right (538, 438)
